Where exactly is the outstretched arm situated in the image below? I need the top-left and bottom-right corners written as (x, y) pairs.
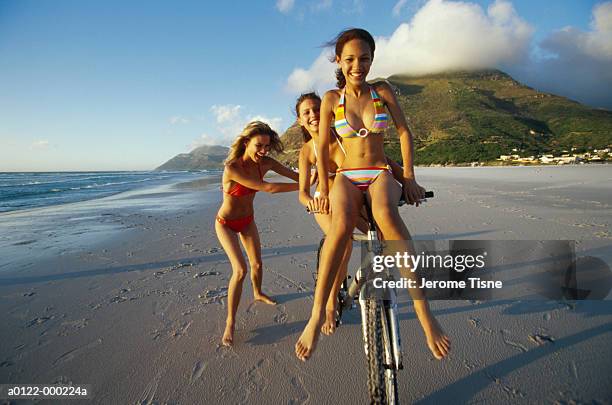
top-left (267, 157), bottom-right (300, 182)
top-left (316, 91), bottom-right (337, 214)
top-left (298, 144), bottom-right (314, 207)
top-left (377, 82), bottom-right (425, 204)
top-left (228, 164), bottom-right (298, 194)
top-left (385, 157), bottom-right (403, 183)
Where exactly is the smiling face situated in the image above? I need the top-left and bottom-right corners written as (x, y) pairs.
top-left (297, 98), bottom-right (321, 137)
top-left (336, 38), bottom-right (373, 87)
top-left (244, 134), bottom-right (271, 163)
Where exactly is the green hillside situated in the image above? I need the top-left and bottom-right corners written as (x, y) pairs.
top-left (276, 70), bottom-right (612, 166)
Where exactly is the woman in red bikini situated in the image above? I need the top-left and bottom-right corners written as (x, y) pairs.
top-left (216, 121), bottom-right (299, 346)
top-left (295, 29), bottom-right (450, 361)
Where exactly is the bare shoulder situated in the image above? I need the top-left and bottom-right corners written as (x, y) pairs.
top-left (372, 80), bottom-right (395, 101)
top-left (322, 89), bottom-right (340, 104)
top-left (225, 161), bottom-right (239, 174)
top-left (299, 140), bottom-right (315, 164)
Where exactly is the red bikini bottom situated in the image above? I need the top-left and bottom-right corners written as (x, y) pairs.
top-left (216, 214), bottom-right (254, 233)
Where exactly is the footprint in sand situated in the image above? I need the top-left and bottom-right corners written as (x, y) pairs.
top-left (52, 338), bottom-right (103, 366)
top-left (500, 329), bottom-right (527, 352)
top-left (26, 316), bottom-right (54, 327)
top-left (274, 305), bottom-right (288, 324)
top-left (190, 361), bottom-right (206, 383)
top-left (528, 333), bottom-right (555, 345)
top-left (289, 375), bottom-right (310, 405)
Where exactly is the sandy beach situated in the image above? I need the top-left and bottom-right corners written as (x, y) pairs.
top-left (1, 165), bottom-right (611, 404)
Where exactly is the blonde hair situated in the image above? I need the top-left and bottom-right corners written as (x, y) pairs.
top-left (225, 121), bottom-right (283, 164)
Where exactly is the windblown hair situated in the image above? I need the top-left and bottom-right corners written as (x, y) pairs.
top-left (326, 28), bottom-right (376, 89)
top-left (295, 92), bottom-right (322, 143)
top-left (224, 121), bottom-right (283, 165)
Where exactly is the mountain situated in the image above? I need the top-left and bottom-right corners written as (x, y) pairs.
top-left (155, 144), bottom-right (229, 171)
top-left (271, 121), bottom-right (304, 167)
top-left (275, 70), bottom-right (612, 166)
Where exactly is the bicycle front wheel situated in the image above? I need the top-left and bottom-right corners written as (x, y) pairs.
top-left (362, 299), bottom-right (387, 404)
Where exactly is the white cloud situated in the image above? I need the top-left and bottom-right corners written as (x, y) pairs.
top-left (286, 0), bottom-right (533, 93)
top-left (247, 115), bottom-right (283, 133)
top-left (30, 140), bottom-right (50, 150)
top-left (286, 51), bottom-right (336, 94)
top-left (169, 115), bottom-right (190, 125)
top-left (510, 1), bottom-right (612, 108)
top-left (392, 0), bottom-right (408, 17)
top-left (276, 0), bottom-right (295, 13)
top-left (189, 132), bottom-right (220, 151)
top-left (190, 107), bottom-right (284, 149)
top-left (210, 104), bottom-right (242, 124)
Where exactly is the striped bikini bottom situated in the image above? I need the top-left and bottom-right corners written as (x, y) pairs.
top-left (336, 165), bottom-right (392, 191)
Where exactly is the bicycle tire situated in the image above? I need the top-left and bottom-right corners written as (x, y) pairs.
top-left (363, 299), bottom-right (387, 404)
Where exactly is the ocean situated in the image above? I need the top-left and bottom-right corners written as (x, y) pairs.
top-left (0, 171), bottom-right (221, 213)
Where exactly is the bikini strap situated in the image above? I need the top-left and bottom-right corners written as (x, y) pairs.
top-left (312, 139), bottom-right (318, 162)
top-left (339, 88), bottom-right (345, 107)
top-left (333, 132), bottom-right (346, 155)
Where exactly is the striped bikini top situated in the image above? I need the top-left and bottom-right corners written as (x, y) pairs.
top-left (334, 86), bottom-right (389, 138)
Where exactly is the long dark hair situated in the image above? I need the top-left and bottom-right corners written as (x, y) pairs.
top-left (295, 92), bottom-right (321, 143)
top-left (326, 28), bottom-right (376, 89)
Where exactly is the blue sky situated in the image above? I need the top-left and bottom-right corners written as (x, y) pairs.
top-left (0, 0), bottom-right (608, 171)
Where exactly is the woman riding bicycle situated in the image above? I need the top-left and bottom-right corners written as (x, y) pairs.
top-left (296, 92), bottom-right (404, 336)
top-left (295, 28), bottom-right (450, 361)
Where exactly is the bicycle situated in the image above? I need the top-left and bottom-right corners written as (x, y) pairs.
top-left (309, 190), bottom-right (433, 405)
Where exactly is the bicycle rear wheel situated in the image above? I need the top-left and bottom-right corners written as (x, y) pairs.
top-left (362, 299), bottom-right (387, 404)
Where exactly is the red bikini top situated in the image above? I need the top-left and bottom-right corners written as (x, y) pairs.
top-left (224, 163), bottom-right (263, 197)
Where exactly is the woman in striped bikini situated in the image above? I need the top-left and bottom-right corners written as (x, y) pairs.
top-left (295, 29), bottom-right (450, 361)
top-left (216, 121), bottom-right (299, 346)
top-left (296, 92), bottom-right (404, 335)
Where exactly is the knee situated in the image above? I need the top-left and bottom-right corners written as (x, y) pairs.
top-left (233, 266), bottom-right (248, 282)
top-left (250, 261), bottom-right (262, 273)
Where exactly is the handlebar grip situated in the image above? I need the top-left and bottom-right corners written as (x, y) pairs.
top-left (398, 190), bottom-right (434, 206)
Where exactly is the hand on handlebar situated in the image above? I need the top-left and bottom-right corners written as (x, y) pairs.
top-left (403, 178), bottom-right (426, 207)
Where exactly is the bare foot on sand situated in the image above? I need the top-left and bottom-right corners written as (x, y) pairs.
top-left (254, 293), bottom-right (277, 305)
top-left (321, 307), bottom-right (337, 335)
top-left (295, 317), bottom-right (321, 361)
top-left (416, 309), bottom-right (450, 359)
top-left (222, 321), bottom-right (234, 346)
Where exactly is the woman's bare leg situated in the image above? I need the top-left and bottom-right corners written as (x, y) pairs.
top-left (215, 220), bottom-right (249, 346)
top-left (321, 241), bottom-right (352, 335)
top-left (368, 172), bottom-right (451, 359)
top-left (239, 221), bottom-right (276, 305)
top-left (296, 174), bottom-right (362, 361)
